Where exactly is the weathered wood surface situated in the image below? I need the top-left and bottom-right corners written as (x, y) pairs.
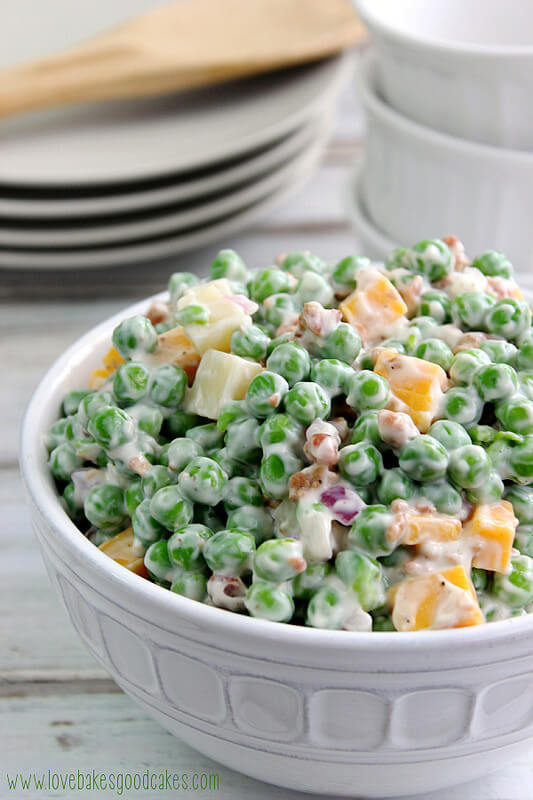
top-left (2, 65), bottom-right (533, 800)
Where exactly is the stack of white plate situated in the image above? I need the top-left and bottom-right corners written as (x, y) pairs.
top-left (0, 0), bottom-right (353, 270)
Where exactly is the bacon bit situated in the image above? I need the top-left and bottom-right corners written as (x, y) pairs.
top-left (300, 302), bottom-right (341, 337)
top-left (276, 321), bottom-right (298, 337)
top-left (329, 417), bottom-right (350, 443)
top-left (304, 420), bottom-right (341, 466)
top-left (398, 274), bottom-right (424, 317)
top-left (442, 235), bottom-right (469, 270)
top-left (129, 455), bottom-right (152, 477)
top-left (146, 300), bottom-right (170, 326)
top-left (289, 464), bottom-right (337, 501)
top-left (486, 276), bottom-right (524, 300)
top-left (377, 409), bottom-right (419, 449)
top-left (454, 331), bottom-right (488, 353)
top-left (289, 555), bottom-right (307, 574)
top-left (228, 294), bottom-right (259, 315)
top-left (275, 253), bottom-right (287, 267)
top-left (268, 392), bottom-right (281, 408)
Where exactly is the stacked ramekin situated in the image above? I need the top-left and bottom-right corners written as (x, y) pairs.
top-left (350, 0), bottom-right (533, 276)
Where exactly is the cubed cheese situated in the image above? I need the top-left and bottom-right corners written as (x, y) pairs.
top-left (177, 279), bottom-right (251, 355)
top-left (339, 267), bottom-right (407, 344)
top-left (402, 513), bottom-right (462, 545)
top-left (390, 565), bottom-right (484, 631)
top-left (374, 349), bottom-right (448, 433)
top-left (89, 347), bottom-right (124, 389)
top-left (464, 501), bottom-right (518, 573)
top-left (184, 349), bottom-right (263, 419)
top-left (99, 527), bottom-right (148, 577)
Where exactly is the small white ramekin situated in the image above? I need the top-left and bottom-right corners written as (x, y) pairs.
top-left (355, 0), bottom-right (533, 150)
top-left (358, 53), bottom-right (533, 278)
top-left (20, 294), bottom-right (533, 797)
top-left (345, 160), bottom-right (398, 261)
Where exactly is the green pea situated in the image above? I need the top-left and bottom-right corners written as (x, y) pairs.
top-left (164, 409), bottom-right (200, 438)
top-left (514, 525), bottom-right (533, 558)
top-left (427, 420), bottom-right (471, 451)
top-left (346, 370), bottom-right (389, 412)
top-left (149, 364), bottom-right (187, 408)
top-left (84, 485), bottom-right (127, 532)
top-left (282, 251), bottom-right (325, 278)
top-left (415, 338), bottom-right (453, 371)
top-left (335, 550), bottom-right (386, 611)
top-left (409, 238), bottom-right (454, 281)
top-left (451, 292), bottom-right (496, 331)
top-left (377, 468), bottom-right (415, 505)
top-left (307, 585), bottom-right (346, 629)
top-left (128, 403), bottom-right (163, 438)
top-left (150, 485), bottom-right (193, 531)
top-left (385, 247), bottom-right (411, 271)
top-left (479, 339), bottom-right (517, 365)
top-left (448, 444), bottom-right (491, 489)
top-left (226, 505), bottom-right (273, 545)
top-left (187, 422), bottom-right (224, 453)
top-left (509, 434), bottom-right (533, 484)
top-left (170, 571), bottom-right (208, 602)
top-left (210, 249), bottom-right (248, 283)
top-left (380, 339), bottom-right (406, 354)
top-left (484, 299), bottom-right (531, 341)
top-left (471, 568), bottom-right (490, 593)
top-left (167, 523), bottom-right (212, 571)
top-left (175, 303), bottom-right (209, 327)
top-left (88, 406), bottom-right (135, 450)
top-left (250, 268), bottom-right (291, 303)
top-left (49, 443), bottom-right (84, 482)
top-left (495, 396), bottom-right (533, 435)
top-left (168, 272), bottom-right (199, 304)
top-left (112, 315), bottom-right (158, 359)
top-left (63, 481), bottom-right (83, 519)
top-left (350, 410), bottom-right (384, 450)
top-left (442, 387), bottom-right (483, 427)
top-left (474, 363), bottom-right (518, 403)
top-left (265, 331), bottom-right (294, 357)
top-left (472, 250), bottom-right (513, 279)
top-left (419, 479), bottom-right (463, 515)
top-left (358, 350), bottom-right (377, 370)
top-left (492, 554), bottom-right (533, 609)
top-left (254, 538), bottom-right (306, 582)
top-left (284, 381), bottom-right (331, 424)
top-left (266, 343), bottom-right (310, 387)
top-left (144, 540), bottom-right (178, 586)
top-left (46, 418), bottom-right (69, 451)
top-left (338, 442), bottom-right (382, 486)
top-left (466, 470), bottom-right (504, 504)
top-left (292, 563), bottom-right (332, 600)
top-left (141, 465), bottom-right (175, 499)
top-left (296, 272), bottom-right (334, 307)
top-left (62, 390), bottom-right (91, 417)
top-left (505, 485), bottom-right (533, 524)
top-left (76, 391), bottom-right (115, 428)
top-left (519, 371), bottom-right (533, 402)
top-left (418, 290), bottom-right (451, 324)
top-left (263, 293), bottom-right (298, 330)
top-left (166, 437), bottom-right (203, 474)
top-left (399, 435), bottom-right (448, 482)
top-left (125, 479), bottom-right (143, 516)
top-left (310, 359), bottom-right (353, 398)
top-left (349, 505), bottom-right (394, 557)
top-left (225, 417), bottom-right (261, 463)
top-left (259, 451), bottom-right (302, 499)
top-left (318, 323), bottom-right (361, 363)
top-left (245, 581), bottom-right (294, 623)
top-left (332, 255), bottom-right (370, 291)
top-left (178, 456), bottom-right (228, 505)
top-left (257, 413), bottom-right (304, 453)
top-left (230, 324), bottom-right (269, 360)
top-left (203, 528), bottom-right (255, 575)
top-left (468, 424), bottom-right (497, 447)
top-left (487, 431), bottom-right (522, 480)
top-left (372, 614), bottom-right (396, 631)
top-left (246, 371), bottom-right (289, 417)
top-left (224, 477), bottom-right (262, 511)
top-left (516, 341), bottom-right (533, 371)
top-left (132, 498), bottom-right (167, 549)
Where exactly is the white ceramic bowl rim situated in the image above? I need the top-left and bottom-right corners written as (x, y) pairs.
top-left (356, 0), bottom-right (533, 57)
top-left (19, 290), bottom-right (533, 652)
top-left (359, 52), bottom-right (533, 166)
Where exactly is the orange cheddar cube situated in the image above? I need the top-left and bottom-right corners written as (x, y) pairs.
top-left (374, 349), bottom-right (448, 433)
top-left (99, 527), bottom-right (148, 578)
top-left (402, 513), bottom-right (462, 545)
top-left (153, 325), bottom-right (201, 383)
top-left (339, 267), bottom-right (407, 344)
top-left (464, 501), bottom-right (518, 574)
top-left (89, 347), bottom-right (124, 389)
top-left (390, 566), bottom-right (484, 632)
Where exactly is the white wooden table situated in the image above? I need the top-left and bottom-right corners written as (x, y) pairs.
top-left (2, 72), bottom-right (533, 800)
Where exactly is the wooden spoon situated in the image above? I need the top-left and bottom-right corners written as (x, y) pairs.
top-left (0, 0), bottom-right (365, 120)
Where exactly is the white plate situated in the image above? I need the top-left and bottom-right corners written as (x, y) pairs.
top-left (0, 0), bottom-right (352, 186)
top-left (0, 137), bottom-right (324, 270)
top-left (0, 125), bottom-right (329, 248)
top-left (0, 119), bottom-right (321, 220)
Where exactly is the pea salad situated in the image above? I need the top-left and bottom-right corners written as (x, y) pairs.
top-left (47, 237), bottom-right (533, 631)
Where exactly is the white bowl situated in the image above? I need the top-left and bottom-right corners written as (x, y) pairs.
top-left (359, 53), bottom-right (533, 277)
top-left (355, 0), bottom-right (533, 150)
top-left (20, 294), bottom-right (533, 797)
top-left (345, 160), bottom-right (399, 261)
